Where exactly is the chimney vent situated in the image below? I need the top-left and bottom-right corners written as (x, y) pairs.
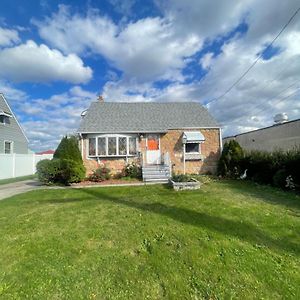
top-left (98, 95), bottom-right (104, 102)
top-left (274, 113), bottom-right (288, 124)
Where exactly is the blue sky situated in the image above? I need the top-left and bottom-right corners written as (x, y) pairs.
top-left (0, 0), bottom-right (299, 151)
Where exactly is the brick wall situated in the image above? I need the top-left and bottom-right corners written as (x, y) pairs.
top-left (79, 137), bottom-right (139, 176)
top-left (160, 129), bottom-right (221, 174)
top-left (80, 128), bottom-right (221, 176)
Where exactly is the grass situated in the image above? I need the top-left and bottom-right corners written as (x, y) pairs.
top-left (0, 174), bottom-right (36, 185)
top-left (0, 180), bottom-right (299, 299)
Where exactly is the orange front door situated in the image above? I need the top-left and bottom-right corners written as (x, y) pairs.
top-left (146, 134), bottom-right (161, 164)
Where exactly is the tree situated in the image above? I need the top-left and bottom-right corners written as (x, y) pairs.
top-left (218, 140), bottom-right (244, 177)
top-left (54, 135), bottom-right (83, 163)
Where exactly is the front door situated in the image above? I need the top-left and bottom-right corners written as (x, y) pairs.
top-left (146, 134), bottom-right (161, 164)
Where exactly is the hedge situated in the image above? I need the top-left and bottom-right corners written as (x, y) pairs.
top-left (218, 141), bottom-right (300, 191)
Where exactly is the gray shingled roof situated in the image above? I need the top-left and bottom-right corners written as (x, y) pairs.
top-left (78, 102), bottom-right (219, 133)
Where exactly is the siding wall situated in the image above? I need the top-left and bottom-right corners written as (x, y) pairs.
top-left (0, 95), bottom-right (28, 154)
top-left (223, 119), bottom-right (300, 152)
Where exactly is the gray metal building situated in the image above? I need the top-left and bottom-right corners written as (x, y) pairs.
top-left (0, 93), bottom-right (29, 154)
top-left (223, 118), bottom-right (300, 152)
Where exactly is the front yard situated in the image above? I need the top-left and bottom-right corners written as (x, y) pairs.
top-left (0, 180), bottom-right (299, 299)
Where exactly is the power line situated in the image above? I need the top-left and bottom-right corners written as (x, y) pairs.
top-left (206, 6), bottom-right (300, 106)
top-left (221, 85), bottom-right (300, 126)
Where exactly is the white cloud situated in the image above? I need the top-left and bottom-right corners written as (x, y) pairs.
top-left (0, 40), bottom-right (92, 83)
top-left (34, 5), bottom-right (200, 82)
top-left (0, 27), bottom-right (20, 46)
top-left (200, 53), bottom-right (214, 70)
top-left (18, 86), bottom-right (97, 151)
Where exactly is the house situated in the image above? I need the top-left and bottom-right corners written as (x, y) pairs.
top-left (36, 149), bottom-right (55, 155)
top-left (78, 101), bottom-right (222, 182)
top-left (0, 93), bottom-right (29, 154)
top-left (223, 117), bottom-right (300, 152)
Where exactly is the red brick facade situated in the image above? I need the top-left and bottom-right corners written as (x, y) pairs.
top-left (80, 128), bottom-right (221, 176)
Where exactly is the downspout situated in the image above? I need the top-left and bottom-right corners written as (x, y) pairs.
top-left (183, 143), bottom-right (186, 175)
top-left (219, 128), bottom-right (223, 152)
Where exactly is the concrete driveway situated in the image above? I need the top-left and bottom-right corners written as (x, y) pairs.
top-left (0, 179), bottom-right (42, 201)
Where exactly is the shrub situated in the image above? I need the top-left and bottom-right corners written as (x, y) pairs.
top-left (123, 163), bottom-right (142, 179)
top-left (36, 159), bottom-right (62, 184)
top-left (54, 135), bottom-right (83, 163)
top-left (219, 146), bottom-right (300, 191)
top-left (273, 169), bottom-right (288, 189)
top-left (218, 140), bottom-right (244, 177)
top-left (89, 166), bottom-right (111, 182)
top-left (59, 159), bottom-right (86, 184)
top-left (172, 174), bottom-right (193, 182)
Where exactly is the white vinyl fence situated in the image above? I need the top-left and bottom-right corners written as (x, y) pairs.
top-left (0, 154), bottom-right (53, 180)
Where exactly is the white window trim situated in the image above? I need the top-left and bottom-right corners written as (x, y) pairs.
top-left (4, 140), bottom-right (13, 154)
top-left (87, 134), bottom-right (138, 158)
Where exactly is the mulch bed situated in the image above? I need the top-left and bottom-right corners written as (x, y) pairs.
top-left (71, 178), bottom-right (142, 187)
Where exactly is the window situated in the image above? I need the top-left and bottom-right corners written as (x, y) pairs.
top-left (185, 143), bottom-right (200, 153)
top-left (88, 135), bottom-right (137, 157)
top-left (4, 141), bottom-right (12, 154)
top-left (129, 137), bottom-right (137, 155)
top-left (98, 137), bottom-right (106, 156)
top-left (0, 115), bottom-right (10, 124)
top-left (118, 137), bottom-right (127, 155)
top-left (108, 137), bottom-right (117, 155)
top-left (89, 138), bottom-right (96, 156)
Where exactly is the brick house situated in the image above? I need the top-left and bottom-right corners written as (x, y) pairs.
top-left (77, 101), bottom-right (222, 182)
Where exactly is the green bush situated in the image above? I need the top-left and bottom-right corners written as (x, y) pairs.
top-left (218, 140), bottom-right (244, 177)
top-left (123, 163), bottom-right (142, 179)
top-left (36, 158), bottom-right (85, 185)
top-left (89, 166), bottom-right (111, 182)
top-left (54, 136), bottom-right (83, 163)
top-left (273, 169), bottom-right (288, 189)
top-left (59, 159), bottom-right (86, 184)
top-left (221, 147), bottom-right (300, 191)
top-left (36, 159), bottom-right (62, 184)
top-left (172, 174), bottom-right (193, 182)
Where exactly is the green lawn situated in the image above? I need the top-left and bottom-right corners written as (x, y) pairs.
top-left (0, 180), bottom-right (299, 299)
top-left (0, 174), bottom-right (36, 185)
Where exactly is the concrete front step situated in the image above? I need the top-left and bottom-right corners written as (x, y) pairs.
top-left (144, 178), bottom-right (169, 183)
top-left (142, 171), bottom-right (170, 176)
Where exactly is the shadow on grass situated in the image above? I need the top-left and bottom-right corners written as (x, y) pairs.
top-left (47, 187), bottom-right (299, 255)
top-left (219, 180), bottom-right (300, 210)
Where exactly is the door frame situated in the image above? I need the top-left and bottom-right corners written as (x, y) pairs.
top-left (146, 134), bottom-right (161, 164)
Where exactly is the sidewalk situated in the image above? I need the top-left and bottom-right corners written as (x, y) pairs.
top-left (0, 179), bottom-right (42, 200)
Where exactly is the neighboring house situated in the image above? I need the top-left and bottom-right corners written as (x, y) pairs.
top-left (0, 93), bottom-right (29, 154)
top-left (223, 118), bottom-right (300, 152)
top-left (78, 101), bottom-right (222, 182)
top-left (36, 149), bottom-right (55, 155)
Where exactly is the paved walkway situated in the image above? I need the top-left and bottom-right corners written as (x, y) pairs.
top-left (0, 180), bottom-right (165, 201)
top-left (0, 179), bottom-right (42, 201)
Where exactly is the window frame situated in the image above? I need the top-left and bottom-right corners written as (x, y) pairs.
top-left (4, 140), bottom-right (13, 154)
top-left (87, 134), bottom-right (138, 158)
top-left (185, 142), bottom-right (201, 154)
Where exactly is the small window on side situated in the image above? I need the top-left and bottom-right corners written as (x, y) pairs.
top-left (4, 141), bottom-right (12, 154)
top-left (185, 143), bottom-right (200, 153)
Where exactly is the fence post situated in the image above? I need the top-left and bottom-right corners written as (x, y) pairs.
top-left (32, 154), bottom-right (36, 174)
top-left (12, 154), bottom-right (16, 178)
